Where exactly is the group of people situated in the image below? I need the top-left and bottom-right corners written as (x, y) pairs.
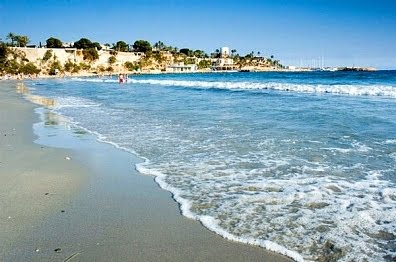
top-left (118, 73), bottom-right (128, 84)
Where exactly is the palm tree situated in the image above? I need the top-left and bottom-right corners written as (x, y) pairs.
top-left (231, 49), bottom-right (237, 57)
top-left (16, 35), bottom-right (29, 47)
top-left (154, 41), bottom-right (165, 51)
top-left (6, 32), bottom-right (16, 46)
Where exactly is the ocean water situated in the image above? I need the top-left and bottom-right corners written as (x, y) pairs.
top-left (27, 71), bottom-right (396, 261)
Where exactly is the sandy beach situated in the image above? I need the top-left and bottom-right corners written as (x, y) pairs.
top-left (0, 80), bottom-right (292, 261)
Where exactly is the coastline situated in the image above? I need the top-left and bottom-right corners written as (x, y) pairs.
top-left (0, 81), bottom-right (292, 261)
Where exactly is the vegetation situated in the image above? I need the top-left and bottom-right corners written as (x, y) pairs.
top-left (113, 41), bottom-right (129, 52)
top-left (133, 40), bottom-right (152, 53)
top-left (82, 48), bottom-right (99, 62)
top-left (124, 61), bottom-right (139, 71)
top-left (46, 37), bottom-right (63, 48)
top-left (20, 62), bottom-right (41, 74)
top-left (48, 60), bottom-right (62, 75)
top-left (74, 38), bottom-right (101, 50)
top-left (198, 60), bottom-right (211, 69)
top-left (64, 60), bottom-right (81, 73)
top-left (79, 62), bottom-right (91, 71)
top-left (6, 32), bottom-right (30, 47)
top-left (42, 50), bottom-right (53, 61)
top-left (108, 55), bottom-right (116, 65)
top-left (179, 48), bottom-right (192, 56)
top-left (1, 32), bottom-right (284, 76)
top-left (153, 41), bottom-right (166, 51)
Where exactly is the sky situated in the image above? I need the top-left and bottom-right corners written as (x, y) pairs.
top-left (1, 0), bottom-right (395, 69)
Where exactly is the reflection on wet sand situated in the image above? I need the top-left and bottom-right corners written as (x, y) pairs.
top-left (16, 82), bottom-right (56, 107)
top-left (16, 82), bottom-right (87, 135)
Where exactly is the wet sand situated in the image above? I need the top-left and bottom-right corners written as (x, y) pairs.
top-left (0, 81), bottom-right (292, 261)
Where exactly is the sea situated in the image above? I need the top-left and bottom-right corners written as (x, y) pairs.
top-left (26, 71), bottom-right (396, 261)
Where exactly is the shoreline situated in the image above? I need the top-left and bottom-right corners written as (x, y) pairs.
top-left (0, 67), bottom-right (385, 82)
top-left (0, 81), bottom-right (292, 261)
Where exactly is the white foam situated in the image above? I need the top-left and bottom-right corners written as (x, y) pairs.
top-left (53, 96), bottom-right (101, 109)
top-left (71, 77), bottom-right (118, 83)
top-left (126, 79), bottom-right (396, 98)
top-left (68, 76), bottom-right (396, 98)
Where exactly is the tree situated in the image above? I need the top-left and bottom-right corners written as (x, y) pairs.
top-left (108, 55), bottom-right (116, 65)
top-left (82, 48), bottom-right (99, 62)
top-left (6, 32), bottom-right (16, 46)
top-left (231, 49), bottom-right (237, 57)
top-left (16, 35), bottom-right (29, 47)
top-left (93, 42), bottom-right (102, 50)
top-left (114, 41), bottom-right (129, 52)
top-left (133, 40), bottom-right (152, 53)
top-left (198, 60), bottom-right (211, 69)
top-left (0, 43), bottom-right (8, 63)
top-left (212, 49), bottom-right (220, 58)
top-left (154, 41), bottom-right (165, 51)
top-left (46, 37), bottom-right (63, 48)
top-left (193, 50), bottom-right (207, 58)
top-left (74, 38), bottom-right (93, 49)
top-left (179, 48), bottom-right (192, 56)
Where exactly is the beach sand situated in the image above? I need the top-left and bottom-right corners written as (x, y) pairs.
top-left (0, 81), bottom-right (292, 262)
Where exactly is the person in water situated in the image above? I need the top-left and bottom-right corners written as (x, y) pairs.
top-left (118, 73), bottom-right (124, 84)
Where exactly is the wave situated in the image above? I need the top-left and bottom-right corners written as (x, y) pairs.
top-left (70, 77), bottom-right (396, 98)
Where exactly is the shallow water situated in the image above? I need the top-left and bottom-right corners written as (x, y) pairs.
top-left (27, 71), bottom-right (396, 261)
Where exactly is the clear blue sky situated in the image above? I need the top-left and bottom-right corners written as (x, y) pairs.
top-left (1, 0), bottom-right (395, 69)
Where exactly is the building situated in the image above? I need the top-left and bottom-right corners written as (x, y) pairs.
top-left (211, 57), bottom-right (237, 71)
top-left (166, 62), bottom-right (197, 73)
top-left (101, 44), bottom-right (111, 51)
top-left (220, 47), bottom-right (229, 58)
top-left (62, 42), bottom-right (74, 48)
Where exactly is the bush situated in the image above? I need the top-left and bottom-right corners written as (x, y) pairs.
top-left (42, 50), bottom-right (53, 61)
top-left (72, 64), bottom-right (81, 73)
top-left (20, 62), bottom-right (41, 74)
top-left (64, 60), bottom-right (74, 72)
top-left (48, 60), bottom-right (62, 75)
top-left (198, 60), bottom-right (211, 69)
top-left (108, 56), bottom-right (116, 65)
top-left (79, 62), bottom-right (91, 70)
top-left (82, 48), bottom-right (99, 62)
top-left (124, 61), bottom-right (139, 71)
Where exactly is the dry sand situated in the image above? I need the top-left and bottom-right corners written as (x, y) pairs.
top-left (0, 81), bottom-right (292, 262)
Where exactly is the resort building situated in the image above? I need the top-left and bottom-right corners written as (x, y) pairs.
top-left (211, 57), bottom-right (237, 71)
top-left (166, 63), bottom-right (197, 73)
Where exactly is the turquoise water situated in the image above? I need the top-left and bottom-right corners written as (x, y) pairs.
top-left (28, 71), bottom-right (396, 261)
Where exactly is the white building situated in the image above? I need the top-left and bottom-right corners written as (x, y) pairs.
top-left (220, 47), bottom-right (230, 58)
top-left (166, 62), bottom-right (197, 73)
